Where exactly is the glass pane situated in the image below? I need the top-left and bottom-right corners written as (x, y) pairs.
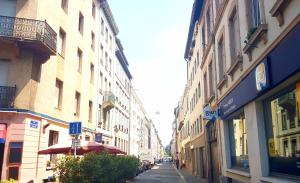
top-left (266, 84), bottom-right (300, 176)
top-left (8, 167), bottom-right (19, 180)
top-left (9, 148), bottom-right (22, 164)
top-left (229, 113), bottom-right (249, 170)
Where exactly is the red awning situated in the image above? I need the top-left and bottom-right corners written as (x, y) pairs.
top-left (38, 141), bottom-right (126, 155)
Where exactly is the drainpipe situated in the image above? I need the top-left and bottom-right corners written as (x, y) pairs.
top-left (35, 119), bottom-right (43, 178)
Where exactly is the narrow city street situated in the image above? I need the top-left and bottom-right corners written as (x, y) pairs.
top-left (129, 162), bottom-right (205, 183)
top-left (129, 162), bottom-right (184, 183)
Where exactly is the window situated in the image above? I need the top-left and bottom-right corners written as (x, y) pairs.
top-left (58, 28), bottom-right (66, 57)
top-left (105, 52), bottom-right (108, 70)
top-left (215, 0), bottom-right (220, 11)
top-left (98, 104), bottom-right (102, 127)
top-left (228, 113), bottom-right (249, 170)
top-left (202, 25), bottom-right (206, 53)
top-left (100, 72), bottom-right (103, 92)
top-left (208, 63), bottom-right (214, 97)
top-left (198, 82), bottom-right (201, 98)
top-left (264, 83), bottom-right (300, 177)
top-left (92, 2), bottom-right (96, 18)
top-left (109, 35), bottom-right (112, 50)
top-left (89, 101), bottom-right (93, 123)
top-left (105, 27), bottom-right (108, 42)
top-left (109, 58), bottom-right (112, 75)
top-left (91, 32), bottom-right (95, 50)
top-left (204, 73), bottom-right (208, 102)
top-left (100, 45), bottom-right (103, 65)
top-left (8, 142), bottom-right (23, 180)
top-left (250, 0), bottom-right (261, 28)
top-left (48, 130), bottom-right (59, 146)
top-left (229, 7), bottom-right (240, 63)
top-left (217, 37), bottom-right (225, 81)
top-left (77, 48), bottom-right (82, 72)
top-left (206, 8), bottom-right (211, 39)
top-left (78, 12), bottom-right (84, 35)
top-left (75, 92), bottom-right (81, 117)
top-left (48, 130), bottom-right (59, 164)
top-left (90, 63), bottom-right (94, 83)
top-left (54, 79), bottom-right (63, 109)
top-left (61, 0), bottom-right (68, 13)
top-left (8, 142), bottom-right (23, 164)
top-left (101, 18), bottom-right (104, 34)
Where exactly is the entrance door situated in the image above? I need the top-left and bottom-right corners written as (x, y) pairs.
top-left (0, 0), bottom-right (17, 17)
top-left (0, 60), bottom-right (9, 86)
top-left (0, 143), bottom-right (4, 180)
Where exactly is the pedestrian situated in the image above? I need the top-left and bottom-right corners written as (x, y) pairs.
top-left (175, 157), bottom-right (179, 169)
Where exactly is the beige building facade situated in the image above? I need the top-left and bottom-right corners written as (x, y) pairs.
top-left (180, 0), bottom-right (300, 182)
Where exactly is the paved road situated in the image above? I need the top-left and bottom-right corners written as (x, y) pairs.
top-left (129, 162), bottom-right (185, 183)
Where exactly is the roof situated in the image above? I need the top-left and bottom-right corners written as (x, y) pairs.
top-left (100, 0), bottom-right (119, 35)
top-left (116, 38), bottom-right (132, 79)
top-left (184, 0), bottom-right (204, 60)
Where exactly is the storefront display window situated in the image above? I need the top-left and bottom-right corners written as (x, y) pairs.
top-left (228, 112), bottom-right (249, 171)
top-left (265, 82), bottom-right (300, 177)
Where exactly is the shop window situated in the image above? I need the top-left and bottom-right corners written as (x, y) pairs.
top-left (264, 83), bottom-right (300, 177)
top-left (228, 113), bottom-right (249, 171)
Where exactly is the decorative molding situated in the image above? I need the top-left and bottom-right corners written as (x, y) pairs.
top-left (243, 24), bottom-right (268, 60)
top-left (217, 75), bottom-right (228, 90)
top-left (269, 0), bottom-right (291, 26)
top-left (227, 55), bottom-right (243, 80)
top-left (213, 0), bottom-right (229, 33)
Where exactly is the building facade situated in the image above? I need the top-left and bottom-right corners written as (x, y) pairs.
top-left (179, 0), bottom-right (300, 182)
top-left (0, 0), bottom-right (100, 181)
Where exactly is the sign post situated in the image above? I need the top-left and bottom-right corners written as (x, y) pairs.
top-left (69, 122), bottom-right (82, 157)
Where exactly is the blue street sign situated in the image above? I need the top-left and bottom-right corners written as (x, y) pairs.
top-left (30, 120), bottom-right (39, 128)
top-left (95, 133), bottom-right (102, 143)
top-left (69, 122), bottom-right (82, 135)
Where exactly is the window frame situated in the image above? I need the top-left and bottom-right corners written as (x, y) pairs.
top-left (7, 141), bottom-right (23, 180)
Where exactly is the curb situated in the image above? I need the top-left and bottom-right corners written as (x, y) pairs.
top-left (172, 164), bottom-right (187, 183)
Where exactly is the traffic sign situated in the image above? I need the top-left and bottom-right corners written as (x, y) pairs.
top-left (69, 122), bottom-right (82, 135)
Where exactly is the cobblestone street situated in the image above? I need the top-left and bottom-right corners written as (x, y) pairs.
top-left (129, 162), bottom-right (206, 183)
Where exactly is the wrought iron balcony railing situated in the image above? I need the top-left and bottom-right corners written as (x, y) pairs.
top-left (0, 86), bottom-right (17, 108)
top-left (0, 15), bottom-right (57, 55)
top-left (103, 91), bottom-right (116, 110)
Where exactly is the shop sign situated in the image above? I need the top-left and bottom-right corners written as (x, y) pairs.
top-left (203, 106), bottom-right (218, 121)
top-left (30, 120), bottom-right (39, 128)
top-left (0, 124), bottom-right (7, 143)
top-left (95, 133), bottom-right (102, 143)
top-left (255, 61), bottom-right (269, 92)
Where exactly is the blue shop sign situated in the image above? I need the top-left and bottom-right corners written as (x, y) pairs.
top-left (95, 133), bottom-right (102, 143)
top-left (219, 22), bottom-right (300, 120)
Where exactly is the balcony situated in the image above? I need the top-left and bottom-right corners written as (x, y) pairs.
top-left (0, 15), bottom-right (57, 57)
top-left (0, 86), bottom-right (16, 108)
top-left (103, 91), bottom-right (116, 110)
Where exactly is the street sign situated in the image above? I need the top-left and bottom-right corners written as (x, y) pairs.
top-left (30, 120), bottom-right (39, 128)
top-left (95, 133), bottom-right (102, 143)
top-left (72, 139), bottom-right (81, 149)
top-left (69, 122), bottom-right (82, 135)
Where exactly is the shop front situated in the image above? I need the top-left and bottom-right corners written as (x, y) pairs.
top-left (219, 23), bottom-right (300, 182)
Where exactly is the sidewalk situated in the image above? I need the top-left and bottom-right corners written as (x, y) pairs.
top-left (173, 164), bottom-right (208, 183)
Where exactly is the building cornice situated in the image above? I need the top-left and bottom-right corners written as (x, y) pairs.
top-left (100, 0), bottom-right (119, 35)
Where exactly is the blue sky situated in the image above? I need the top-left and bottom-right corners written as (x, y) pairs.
top-left (109, 0), bottom-right (194, 146)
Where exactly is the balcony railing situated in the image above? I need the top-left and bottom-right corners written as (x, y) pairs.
top-left (103, 91), bottom-right (116, 110)
top-left (0, 15), bottom-right (57, 55)
top-left (0, 86), bottom-right (16, 108)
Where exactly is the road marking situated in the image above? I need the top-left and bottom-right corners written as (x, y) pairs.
top-left (173, 164), bottom-right (187, 183)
